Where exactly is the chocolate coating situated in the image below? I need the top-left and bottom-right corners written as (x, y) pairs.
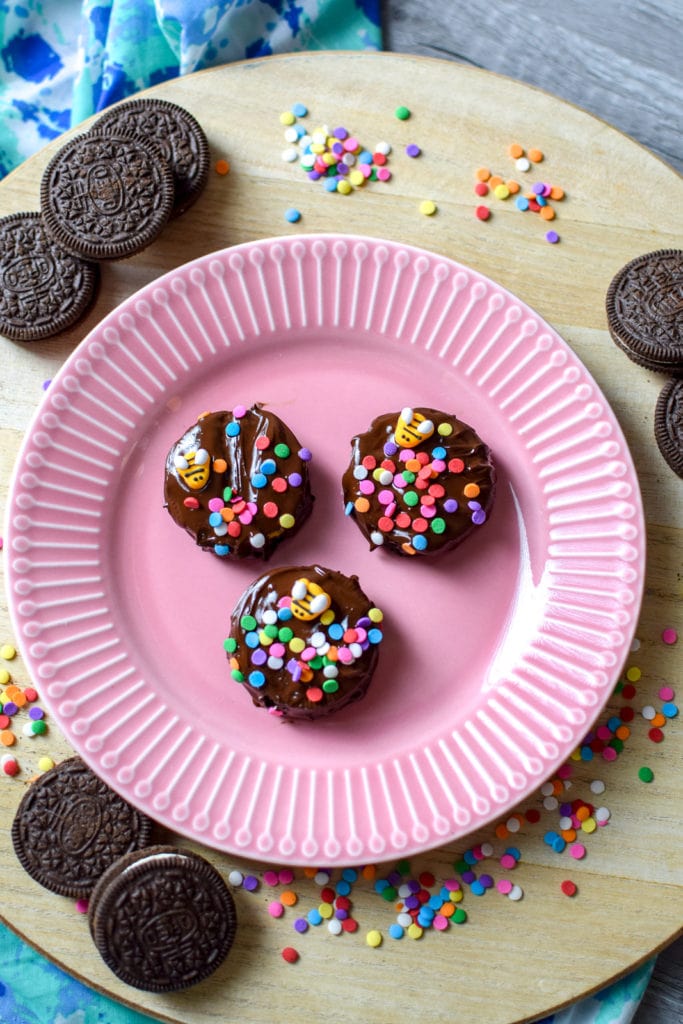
top-left (654, 378), bottom-right (683, 477)
top-left (164, 404), bottom-right (313, 559)
top-left (342, 407), bottom-right (495, 556)
top-left (89, 845), bottom-right (237, 992)
top-left (226, 564), bottom-right (384, 720)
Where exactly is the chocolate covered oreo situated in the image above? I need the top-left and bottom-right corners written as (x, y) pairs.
top-left (11, 757), bottom-right (154, 898)
top-left (40, 132), bottom-right (174, 260)
top-left (605, 249), bottom-right (683, 375)
top-left (0, 212), bottom-right (98, 341)
top-left (89, 845), bottom-right (237, 992)
top-left (93, 98), bottom-right (210, 215)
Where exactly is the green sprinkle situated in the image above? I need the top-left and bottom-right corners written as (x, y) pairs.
top-left (223, 486), bottom-right (233, 501)
top-left (380, 886), bottom-right (397, 901)
top-left (278, 626), bottom-right (294, 643)
top-left (404, 491), bottom-right (419, 507)
top-left (31, 720), bottom-right (47, 735)
top-left (274, 443), bottom-right (290, 458)
top-left (309, 656), bottom-right (324, 670)
top-left (453, 907), bottom-right (467, 924)
top-left (395, 105), bottom-right (411, 120)
top-left (322, 679), bottom-right (339, 694)
top-left (401, 471), bottom-right (416, 484)
top-left (231, 669), bottom-right (245, 682)
top-left (224, 637), bottom-right (237, 653)
top-left (396, 859), bottom-right (411, 875)
top-left (264, 624), bottom-right (279, 639)
top-left (240, 614), bottom-right (257, 631)
top-left (430, 517), bottom-right (446, 534)
top-left (638, 766), bottom-right (654, 783)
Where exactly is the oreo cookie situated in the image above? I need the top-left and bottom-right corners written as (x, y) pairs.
top-left (655, 378), bottom-right (683, 477)
top-left (0, 212), bottom-right (98, 341)
top-left (40, 132), bottom-right (175, 260)
top-left (89, 845), bottom-right (237, 992)
top-left (605, 249), bottom-right (683, 375)
top-left (11, 756), bottom-right (154, 897)
top-left (93, 98), bottom-right (210, 215)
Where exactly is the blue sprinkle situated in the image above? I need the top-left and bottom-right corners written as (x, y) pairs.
top-left (307, 908), bottom-right (323, 926)
top-left (428, 894), bottom-right (444, 910)
top-left (552, 836), bottom-right (566, 853)
top-left (374, 879), bottom-right (389, 893)
top-left (342, 868), bottom-right (358, 883)
top-left (335, 880), bottom-right (351, 896)
top-left (367, 628), bottom-right (383, 644)
top-left (505, 847), bottom-right (521, 861)
top-left (226, 422), bottom-right (241, 437)
top-left (248, 670), bottom-right (266, 688)
top-left (291, 102), bottom-right (308, 117)
top-left (261, 459), bottom-right (277, 475)
top-left (324, 178), bottom-right (338, 192)
top-left (515, 196), bottom-right (529, 211)
top-left (208, 512), bottom-right (223, 527)
top-left (580, 745), bottom-right (594, 761)
top-left (344, 501), bottom-right (355, 516)
top-left (464, 850), bottom-right (477, 865)
top-left (470, 880), bottom-right (486, 896)
top-left (412, 534), bottom-right (428, 551)
top-left (251, 472), bottom-right (268, 488)
top-left (214, 544), bottom-right (230, 556)
top-left (388, 924), bottom-right (404, 939)
top-left (245, 632), bottom-right (260, 649)
top-left (543, 831), bottom-right (560, 846)
top-left (661, 702), bottom-right (678, 718)
top-left (358, 150), bottom-right (373, 163)
top-left (431, 446), bottom-right (447, 460)
top-left (284, 207), bottom-right (301, 223)
top-left (277, 607), bottom-right (293, 621)
top-left (328, 623), bottom-right (344, 641)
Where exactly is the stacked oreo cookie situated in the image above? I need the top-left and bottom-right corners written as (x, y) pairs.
top-left (605, 249), bottom-right (683, 477)
top-left (0, 98), bottom-right (210, 342)
top-left (12, 757), bottom-right (237, 992)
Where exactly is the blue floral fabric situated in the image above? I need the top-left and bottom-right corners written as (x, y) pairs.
top-left (0, 0), bottom-right (381, 178)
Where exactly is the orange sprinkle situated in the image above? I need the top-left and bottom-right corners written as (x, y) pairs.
top-left (540, 206), bottom-right (555, 221)
top-left (552, 779), bottom-right (564, 797)
top-left (281, 890), bottom-right (298, 906)
top-left (405, 458), bottom-right (421, 473)
top-left (215, 158), bottom-right (231, 175)
top-left (506, 179), bottom-right (520, 194)
top-left (576, 805), bottom-right (591, 822)
top-left (354, 497), bottom-right (370, 513)
top-left (401, 542), bottom-right (416, 555)
top-left (300, 667), bottom-right (314, 683)
top-left (303, 867), bottom-right (318, 878)
top-left (0, 730), bottom-right (15, 746)
top-left (561, 828), bottom-right (577, 842)
top-left (508, 143), bottom-right (524, 159)
top-left (475, 167), bottom-right (491, 182)
top-left (463, 483), bottom-right (480, 498)
top-left (616, 725), bottom-right (631, 741)
top-left (528, 148), bottom-right (544, 163)
top-left (362, 865), bottom-right (376, 881)
top-left (441, 902), bottom-right (456, 917)
top-left (213, 458), bottom-right (228, 474)
top-left (12, 692), bottom-right (26, 707)
top-left (550, 185), bottom-right (565, 200)
top-left (488, 174), bottom-right (503, 189)
top-left (220, 508), bottom-right (235, 522)
top-left (495, 823), bottom-right (509, 840)
top-left (651, 712), bottom-right (666, 728)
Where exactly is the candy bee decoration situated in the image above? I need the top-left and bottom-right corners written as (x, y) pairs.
top-left (290, 578), bottom-right (332, 621)
top-left (394, 407), bottom-right (435, 447)
top-left (173, 446), bottom-right (210, 490)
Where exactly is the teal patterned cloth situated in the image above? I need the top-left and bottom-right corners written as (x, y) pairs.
top-left (0, 3), bottom-right (656, 1022)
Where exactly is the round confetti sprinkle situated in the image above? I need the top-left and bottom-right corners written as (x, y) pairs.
top-left (214, 159), bottom-right (230, 175)
top-left (419, 200), bottom-right (437, 216)
top-left (561, 880), bottom-right (577, 897)
top-left (475, 205), bottom-right (491, 221)
top-left (662, 627), bottom-right (678, 645)
top-left (366, 929), bottom-right (383, 947)
top-left (38, 756), bottom-right (54, 772)
top-left (395, 105), bottom-right (411, 120)
top-left (545, 230), bottom-right (560, 244)
top-left (75, 898), bottom-right (89, 914)
top-left (0, 645), bottom-right (16, 661)
top-left (282, 947), bottom-right (299, 963)
top-left (405, 143), bottom-right (421, 158)
top-left (638, 766), bottom-right (654, 783)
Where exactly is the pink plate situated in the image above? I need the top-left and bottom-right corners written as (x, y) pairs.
top-left (5, 235), bottom-right (645, 865)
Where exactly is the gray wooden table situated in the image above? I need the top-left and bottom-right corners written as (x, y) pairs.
top-left (383, 1), bottom-right (683, 1021)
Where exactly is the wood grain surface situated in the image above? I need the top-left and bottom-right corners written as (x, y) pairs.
top-left (0, 52), bottom-right (681, 1024)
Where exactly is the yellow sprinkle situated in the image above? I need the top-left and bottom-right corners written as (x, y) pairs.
top-left (626, 666), bottom-right (641, 682)
top-left (289, 637), bottom-right (306, 654)
top-left (279, 111), bottom-right (296, 125)
top-left (258, 630), bottom-right (274, 647)
top-left (407, 923), bottom-right (424, 939)
top-left (581, 817), bottom-right (597, 834)
top-left (38, 756), bottom-right (55, 772)
top-left (349, 170), bottom-right (365, 187)
top-left (368, 608), bottom-right (383, 623)
top-left (1, 645), bottom-right (16, 661)
top-left (337, 179), bottom-right (352, 195)
top-left (366, 929), bottom-right (383, 947)
top-left (279, 513), bottom-right (295, 529)
top-left (310, 143), bottom-right (325, 155)
top-left (320, 610), bottom-right (335, 626)
top-left (494, 184), bottom-right (510, 199)
top-left (0, 670), bottom-right (10, 686)
top-left (318, 903), bottom-right (334, 919)
top-left (419, 200), bottom-right (437, 216)
top-left (437, 422), bottom-right (453, 436)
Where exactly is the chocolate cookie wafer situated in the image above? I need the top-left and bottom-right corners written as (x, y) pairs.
top-left (89, 845), bottom-right (237, 991)
top-left (93, 98), bottom-right (210, 215)
top-left (0, 212), bottom-right (98, 341)
top-left (605, 249), bottom-right (683, 375)
top-left (654, 378), bottom-right (683, 477)
top-left (12, 756), bottom-right (154, 897)
top-left (40, 132), bottom-right (174, 260)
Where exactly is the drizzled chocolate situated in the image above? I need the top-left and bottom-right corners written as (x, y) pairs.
top-left (226, 564), bottom-right (384, 720)
top-left (164, 404), bottom-right (313, 559)
top-left (342, 407), bottom-right (495, 556)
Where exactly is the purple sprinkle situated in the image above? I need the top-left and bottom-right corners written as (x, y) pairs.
top-left (532, 182), bottom-right (545, 195)
top-left (357, 617), bottom-right (371, 628)
top-left (480, 874), bottom-right (494, 888)
top-left (443, 499), bottom-right (458, 514)
top-left (243, 875), bottom-right (259, 891)
top-left (288, 472), bottom-right (303, 487)
top-left (404, 895), bottom-right (420, 910)
top-left (29, 706), bottom-right (45, 720)
top-left (294, 918), bottom-right (309, 933)
top-left (545, 230), bottom-right (560, 244)
top-left (251, 648), bottom-right (267, 666)
top-left (298, 447), bottom-right (312, 461)
top-left (333, 127), bottom-right (348, 140)
top-left (336, 162), bottom-right (350, 176)
top-left (405, 144), bottom-right (421, 158)
top-left (42, 379), bottom-right (51, 391)
top-left (332, 141), bottom-right (344, 155)
top-left (472, 509), bottom-right (487, 525)
top-left (387, 870), bottom-right (402, 886)
top-left (461, 870), bottom-right (476, 885)
top-left (383, 441), bottom-right (399, 456)
top-left (408, 879), bottom-right (421, 894)
top-left (467, 500), bottom-right (482, 511)
top-left (307, 170), bottom-right (322, 181)
top-left (560, 802), bottom-right (572, 816)
top-left (335, 908), bottom-right (348, 920)
top-left (3, 702), bottom-right (18, 716)
top-left (287, 658), bottom-right (302, 681)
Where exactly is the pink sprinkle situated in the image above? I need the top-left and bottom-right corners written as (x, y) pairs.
top-left (662, 627), bottom-right (678, 645)
top-left (378, 489), bottom-right (395, 505)
top-left (399, 449), bottom-right (414, 462)
top-left (500, 854), bottom-right (516, 870)
top-left (263, 870), bottom-right (279, 886)
top-left (208, 497), bottom-right (224, 512)
top-left (234, 405), bottom-right (247, 418)
top-left (557, 763), bottom-right (573, 779)
top-left (497, 879), bottom-right (513, 894)
top-left (270, 642), bottom-right (286, 658)
top-left (300, 647), bottom-right (317, 662)
top-left (659, 686), bottom-right (675, 701)
top-left (359, 479), bottom-right (375, 495)
top-left (377, 167), bottom-right (391, 181)
top-left (569, 843), bottom-right (586, 860)
top-left (343, 137), bottom-right (358, 152)
top-left (75, 898), bottom-right (89, 914)
top-left (268, 900), bottom-right (284, 918)
top-left (337, 647), bottom-right (354, 664)
top-left (602, 747), bottom-right (618, 761)
top-left (443, 879), bottom-right (460, 891)
top-left (279, 869), bottom-right (294, 885)
top-left (433, 914), bottom-right (449, 930)
top-left (431, 459), bottom-right (446, 473)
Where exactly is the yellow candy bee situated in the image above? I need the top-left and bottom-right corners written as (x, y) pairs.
top-left (174, 447), bottom-right (210, 490)
top-left (394, 407), bottom-right (435, 448)
top-left (290, 578), bottom-right (331, 621)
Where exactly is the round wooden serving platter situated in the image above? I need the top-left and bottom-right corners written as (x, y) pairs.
top-left (0, 52), bottom-right (681, 1024)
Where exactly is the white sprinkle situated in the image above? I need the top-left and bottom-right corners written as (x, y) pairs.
top-left (282, 147), bottom-right (299, 163)
top-left (328, 918), bottom-right (343, 935)
top-left (314, 870), bottom-right (330, 886)
top-left (228, 870), bottom-right (244, 886)
top-left (249, 532), bottom-right (266, 549)
top-left (262, 609), bottom-right (278, 625)
top-left (595, 806), bottom-right (611, 823)
top-left (353, 466), bottom-right (369, 480)
top-left (375, 141), bottom-right (391, 155)
top-left (508, 884), bottom-right (524, 901)
top-left (515, 156), bottom-right (531, 172)
top-left (641, 705), bottom-right (656, 720)
top-left (590, 779), bottom-right (606, 795)
top-left (370, 531), bottom-right (385, 546)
